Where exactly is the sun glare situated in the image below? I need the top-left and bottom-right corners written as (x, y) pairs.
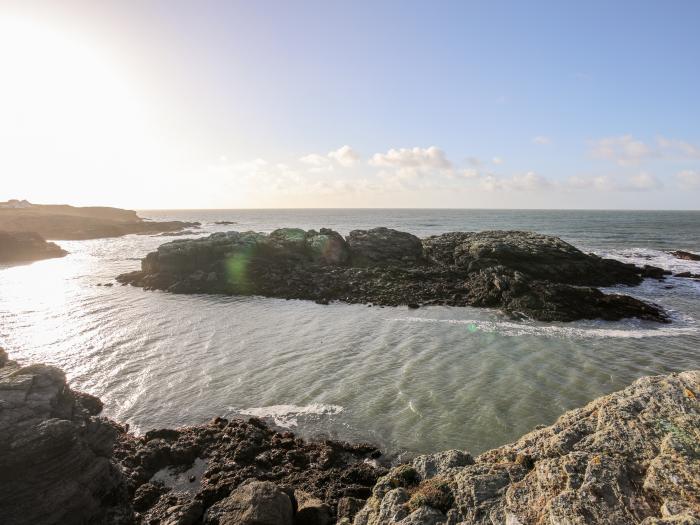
top-left (0, 14), bottom-right (155, 202)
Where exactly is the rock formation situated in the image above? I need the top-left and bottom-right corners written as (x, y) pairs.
top-left (117, 227), bottom-right (669, 323)
top-left (670, 250), bottom-right (700, 262)
top-left (353, 370), bottom-right (700, 524)
top-left (0, 201), bottom-right (198, 240)
top-left (0, 231), bottom-right (67, 264)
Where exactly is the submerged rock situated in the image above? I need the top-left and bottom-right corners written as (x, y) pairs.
top-left (118, 228), bottom-right (668, 323)
top-left (355, 370), bottom-right (700, 524)
top-left (0, 231), bottom-right (67, 264)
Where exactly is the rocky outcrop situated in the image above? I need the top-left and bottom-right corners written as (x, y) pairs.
top-left (0, 202), bottom-right (198, 240)
top-left (118, 227), bottom-right (668, 323)
top-left (670, 250), bottom-right (700, 262)
top-left (0, 231), bottom-right (67, 264)
top-left (353, 370), bottom-right (700, 525)
top-left (0, 348), bottom-right (131, 524)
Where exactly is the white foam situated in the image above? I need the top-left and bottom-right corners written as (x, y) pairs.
top-left (387, 316), bottom-right (699, 339)
top-left (231, 403), bottom-right (344, 428)
top-left (599, 247), bottom-right (700, 275)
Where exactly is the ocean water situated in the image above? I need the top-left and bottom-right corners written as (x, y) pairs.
top-left (1, 209), bottom-right (699, 457)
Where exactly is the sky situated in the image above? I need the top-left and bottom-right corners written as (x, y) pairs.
top-left (1, 0), bottom-right (699, 209)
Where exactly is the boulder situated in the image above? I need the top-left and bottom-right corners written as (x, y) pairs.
top-left (346, 227), bottom-right (423, 265)
top-left (295, 490), bottom-right (333, 525)
top-left (204, 480), bottom-right (293, 525)
top-left (0, 351), bottom-right (131, 525)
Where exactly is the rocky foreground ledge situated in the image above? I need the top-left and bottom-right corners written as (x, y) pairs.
top-left (118, 228), bottom-right (668, 322)
top-left (1, 347), bottom-right (698, 524)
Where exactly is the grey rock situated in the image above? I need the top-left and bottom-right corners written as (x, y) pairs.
top-left (412, 450), bottom-right (474, 480)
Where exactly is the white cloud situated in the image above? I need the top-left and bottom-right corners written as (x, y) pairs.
top-left (491, 156), bottom-right (504, 165)
top-left (532, 136), bottom-right (552, 145)
top-left (328, 145), bottom-right (360, 167)
top-left (480, 171), bottom-right (551, 191)
top-left (676, 170), bottom-right (700, 189)
top-left (565, 173), bottom-right (661, 192)
top-left (590, 135), bottom-right (654, 166)
top-left (300, 145), bottom-right (360, 169)
top-left (656, 137), bottom-right (700, 159)
top-left (626, 172), bottom-right (662, 191)
top-left (370, 146), bottom-right (451, 170)
top-left (590, 134), bottom-right (700, 166)
top-left (461, 168), bottom-right (480, 179)
top-left (299, 153), bottom-right (326, 166)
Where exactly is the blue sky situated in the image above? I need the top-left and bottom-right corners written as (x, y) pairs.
top-left (1, 0), bottom-right (699, 208)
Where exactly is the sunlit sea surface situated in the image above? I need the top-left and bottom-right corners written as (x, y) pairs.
top-left (1, 209), bottom-right (699, 456)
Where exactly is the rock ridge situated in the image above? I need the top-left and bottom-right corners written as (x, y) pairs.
top-left (117, 227), bottom-right (669, 323)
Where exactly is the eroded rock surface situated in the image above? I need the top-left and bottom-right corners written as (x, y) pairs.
top-left (117, 228), bottom-right (668, 322)
top-left (354, 370), bottom-right (700, 525)
top-left (0, 231), bottom-right (67, 264)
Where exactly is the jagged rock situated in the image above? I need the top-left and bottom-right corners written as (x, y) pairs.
top-left (0, 231), bottom-right (67, 264)
top-left (117, 228), bottom-right (669, 323)
top-left (0, 350), bottom-right (131, 525)
top-left (354, 370), bottom-right (700, 525)
top-left (204, 480), bottom-right (293, 525)
top-left (295, 490), bottom-right (333, 525)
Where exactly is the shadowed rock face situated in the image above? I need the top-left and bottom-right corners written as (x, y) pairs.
top-left (0, 349), bottom-right (132, 525)
top-left (353, 370), bottom-right (700, 525)
top-left (118, 227), bottom-right (669, 323)
top-left (0, 231), bottom-right (67, 264)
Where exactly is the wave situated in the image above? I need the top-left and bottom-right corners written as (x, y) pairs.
top-left (229, 403), bottom-right (345, 428)
top-left (387, 316), bottom-right (699, 339)
top-left (599, 247), bottom-right (700, 275)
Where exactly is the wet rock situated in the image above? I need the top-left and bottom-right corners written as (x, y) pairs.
top-left (0, 231), bottom-right (67, 264)
top-left (355, 370), bottom-right (700, 524)
top-left (204, 480), bottom-right (293, 525)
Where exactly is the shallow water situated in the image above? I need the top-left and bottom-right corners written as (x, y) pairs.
top-left (1, 209), bottom-right (699, 455)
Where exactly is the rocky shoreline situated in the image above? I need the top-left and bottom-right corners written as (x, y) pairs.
top-left (0, 201), bottom-right (198, 240)
top-left (118, 227), bottom-right (669, 323)
top-left (1, 348), bottom-right (698, 524)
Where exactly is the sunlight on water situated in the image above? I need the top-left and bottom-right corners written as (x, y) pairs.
top-left (1, 209), bottom-right (699, 454)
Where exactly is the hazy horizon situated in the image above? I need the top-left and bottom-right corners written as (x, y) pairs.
top-left (2, 1), bottom-right (699, 210)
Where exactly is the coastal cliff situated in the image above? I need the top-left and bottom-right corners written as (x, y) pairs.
top-left (1, 347), bottom-right (698, 524)
top-left (0, 201), bottom-right (198, 240)
top-left (118, 227), bottom-right (668, 323)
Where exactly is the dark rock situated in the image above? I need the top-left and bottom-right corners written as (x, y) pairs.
top-left (346, 227), bottom-right (423, 265)
top-left (0, 231), bottom-right (67, 264)
top-left (670, 250), bottom-right (700, 261)
top-left (337, 496), bottom-right (366, 522)
top-left (295, 490), bottom-right (333, 525)
top-left (0, 352), bottom-right (132, 525)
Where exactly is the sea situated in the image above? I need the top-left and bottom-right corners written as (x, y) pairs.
top-left (1, 209), bottom-right (699, 457)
